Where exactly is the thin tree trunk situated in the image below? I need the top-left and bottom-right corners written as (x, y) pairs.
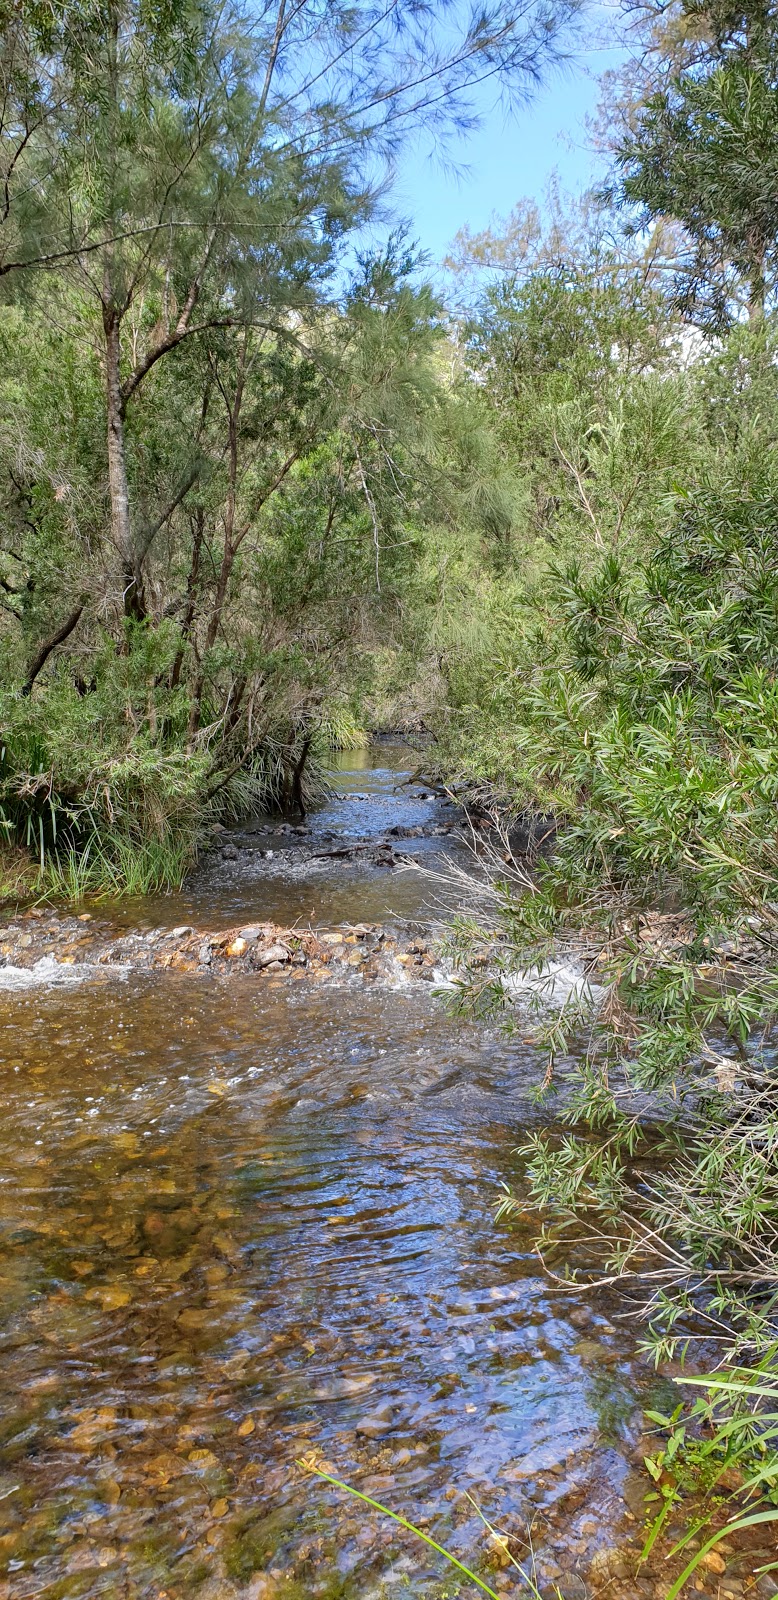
top-left (290, 731), bottom-right (313, 818)
top-left (748, 280), bottom-right (765, 325)
top-left (103, 302), bottom-right (144, 621)
top-left (748, 238), bottom-right (766, 326)
top-left (188, 354), bottom-right (245, 739)
top-left (171, 508), bottom-right (205, 690)
top-left (187, 538), bottom-right (234, 741)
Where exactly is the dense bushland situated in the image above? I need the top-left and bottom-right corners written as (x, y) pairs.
top-left (0, 0), bottom-right (571, 893)
top-left (4, 0), bottom-right (778, 1573)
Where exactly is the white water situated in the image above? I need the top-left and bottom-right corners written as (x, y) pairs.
top-left (0, 954), bottom-right (126, 990)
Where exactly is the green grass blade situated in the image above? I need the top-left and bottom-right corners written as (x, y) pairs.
top-left (640, 1493), bottom-right (677, 1564)
top-left (676, 1376), bottom-right (778, 1400)
top-left (666, 1510), bottom-right (778, 1599)
top-left (300, 1464), bottom-right (502, 1598)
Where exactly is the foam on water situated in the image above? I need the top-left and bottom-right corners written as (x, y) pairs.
top-left (0, 955), bottom-right (125, 990)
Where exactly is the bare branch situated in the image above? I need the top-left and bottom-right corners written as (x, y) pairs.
top-left (21, 602), bottom-right (85, 696)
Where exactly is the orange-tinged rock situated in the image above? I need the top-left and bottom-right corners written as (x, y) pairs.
top-left (67, 1407), bottom-right (117, 1450)
top-left (85, 1285), bottom-right (131, 1310)
top-left (700, 1551), bottom-right (726, 1574)
top-left (170, 951), bottom-right (196, 970)
top-left (177, 1307), bottom-right (209, 1330)
top-left (143, 1452), bottom-right (188, 1483)
top-left (212, 1230), bottom-right (240, 1261)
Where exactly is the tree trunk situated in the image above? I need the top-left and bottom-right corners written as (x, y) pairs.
top-left (188, 355), bottom-right (245, 739)
top-left (187, 542), bottom-right (233, 741)
top-left (748, 280), bottom-right (765, 326)
top-left (290, 732), bottom-right (313, 818)
top-left (104, 303), bottom-right (145, 622)
top-left (170, 509), bottom-right (205, 690)
top-left (748, 238), bottom-right (766, 327)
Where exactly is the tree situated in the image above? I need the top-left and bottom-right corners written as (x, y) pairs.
top-left (610, 0), bottom-right (778, 327)
top-left (446, 188), bottom-right (686, 554)
top-left (0, 0), bottom-right (581, 621)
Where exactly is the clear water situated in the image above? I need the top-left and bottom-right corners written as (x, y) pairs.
top-left (0, 748), bottom-right (668, 1599)
top-left (98, 744), bottom-right (463, 934)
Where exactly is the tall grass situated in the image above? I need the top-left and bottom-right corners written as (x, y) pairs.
top-left (0, 705), bottom-right (347, 901)
top-left (316, 708), bottom-right (371, 752)
top-left (40, 833), bottom-right (191, 900)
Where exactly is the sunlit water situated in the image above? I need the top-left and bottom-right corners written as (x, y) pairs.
top-left (0, 748), bottom-right (669, 1599)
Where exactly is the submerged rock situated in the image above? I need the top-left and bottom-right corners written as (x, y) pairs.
top-left (355, 1404), bottom-right (394, 1437)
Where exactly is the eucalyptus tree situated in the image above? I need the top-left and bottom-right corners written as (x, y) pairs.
top-left (153, 236), bottom-right (466, 759)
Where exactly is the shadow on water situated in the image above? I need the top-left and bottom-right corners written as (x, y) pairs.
top-left (0, 747), bottom-right (661, 1598)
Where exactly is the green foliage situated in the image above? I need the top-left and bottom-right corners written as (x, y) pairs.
top-left (0, 192), bottom-right (515, 898)
top-left (439, 221), bottom-right (778, 1573)
top-left (448, 418), bottom-right (778, 1328)
top-left (0, 0), bottom-right (573, 897)
top-left (612, 0), bottom-right (778, 325)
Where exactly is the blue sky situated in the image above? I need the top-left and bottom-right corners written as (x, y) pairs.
top-left (389, 30), bottom-right (628, 268)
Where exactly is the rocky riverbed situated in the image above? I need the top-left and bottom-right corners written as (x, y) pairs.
top-left (0, 907), bottom-right (442, 988)
top-left (0, 744), bottom-right (774, 1600)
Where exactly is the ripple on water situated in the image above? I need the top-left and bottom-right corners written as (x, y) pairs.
top-left (0, 973), bottom-right (648, 1598)
top-left (94, 744), bottom-right (467, 933)
top-left (0, 749), bottom-right (657, 1599)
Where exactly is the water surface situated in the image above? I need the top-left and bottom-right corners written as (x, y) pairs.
top-left (0, 747), bottom-right (662, 1599)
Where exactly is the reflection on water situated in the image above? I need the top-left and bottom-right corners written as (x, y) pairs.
top-left (0, 747), bottom-right (655, 1599)
top-left (327, 745), bottom-right (409, 772)
top-left (0, 978), bottom-right (645, 1598)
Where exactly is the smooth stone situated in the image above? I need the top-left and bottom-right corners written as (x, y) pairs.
top-left (255, 944), bottom-right (290, 968)
top-left (589, 1548), bottom-right (632, 1582)
top-left (356, 1404), bottom-right (393, 1437)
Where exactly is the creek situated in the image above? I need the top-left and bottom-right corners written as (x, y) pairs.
top-left (0, 744), bottom-right (675, 1600)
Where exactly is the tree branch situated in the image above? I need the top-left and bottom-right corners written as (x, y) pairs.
top-left (136, 461), bottom-right (201, 566)
top-left (21, 602), bottom-right (85, 696)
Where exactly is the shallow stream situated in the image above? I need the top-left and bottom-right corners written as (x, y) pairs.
top-left (0, 747), bottom-right (692, 1599)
